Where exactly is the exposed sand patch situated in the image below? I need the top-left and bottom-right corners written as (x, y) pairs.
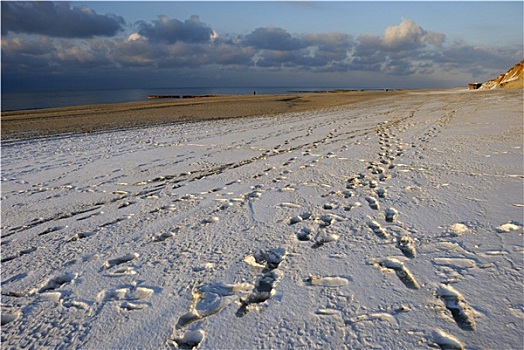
top-left (1, 91), bottom-right (399, 140)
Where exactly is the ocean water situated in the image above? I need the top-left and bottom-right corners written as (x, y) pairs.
top-left (1, 86), bottom-right (352, 112)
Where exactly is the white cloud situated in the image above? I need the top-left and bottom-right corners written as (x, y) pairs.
top-left (127, 33), bottom-right (145, 42)
top-left (383, 18), bottom-right (445, 49)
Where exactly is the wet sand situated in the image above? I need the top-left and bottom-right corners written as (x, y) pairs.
top-left (1, 91), bottom-right (401, 140)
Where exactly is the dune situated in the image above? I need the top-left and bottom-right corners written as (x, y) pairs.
top-left (479, 60), bottom-right (524, 90)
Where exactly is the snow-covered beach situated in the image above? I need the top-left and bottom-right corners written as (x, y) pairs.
top-left (1, 89), bottom-right (523, 349)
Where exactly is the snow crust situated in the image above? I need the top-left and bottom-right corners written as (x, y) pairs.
top-left (1, 89), bottom-right (523, 349)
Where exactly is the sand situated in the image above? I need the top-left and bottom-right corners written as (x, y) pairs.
top-left (1, 91), bottom-right (400, 140)
top-left (1, 88), bottom-right (523, 349)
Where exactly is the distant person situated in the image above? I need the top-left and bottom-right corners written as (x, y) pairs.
top-left (253, 91), bottom-right (256, 95)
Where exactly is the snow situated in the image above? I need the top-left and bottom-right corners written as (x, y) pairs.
top-left (1, 89), bottom-right (523, 349)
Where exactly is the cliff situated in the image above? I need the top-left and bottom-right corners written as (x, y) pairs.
top-left (480, 60), bottom-right (524, 89)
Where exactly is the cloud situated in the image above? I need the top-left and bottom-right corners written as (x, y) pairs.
top-left (429, 43), bottom-right (522, 77)
top-left (205, 42), bottom-right (255, 65)
top-left (127, 33), bottom-right (145, 42)
top-left (347, 19), bottom-right (448, 75)
top-left (2, 14), bottom-right (522, 91)
top-left (1, 1), bottom-right (125, 38)
top-left (57, 46), bottom-right (98, 64)
top-left (302, 32), bottom-right (353, 62)
top-left (111, 40), bottom-right (166, 67)
top-left (244, 27), bottom-right (305, 51)
top-left (382, 18), bottom-right (445, 50)
top-left (1, 36), bottom-right (54, 56)
top-left (243, 28), bottom-right (354, 71)
top-left (137, 15), bottom-right (214, 43)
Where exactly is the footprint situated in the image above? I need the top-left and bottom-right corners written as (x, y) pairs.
top-left (106, 267), bottom-right (138, 277)
top-left (447, 223), bottom-right (469, 236)
top-left (289, 212), bottom-right (312, 225)
top-left (495, 221), bottom-right (522, 233)
top-left (369, 164), bottom-right (386, 175)
top-left (278, 202), bottom-right (302, 209)
top-left (202, 216), bottom-right (220, 224)
top-left (153, 226), bottom-right (184, 242)
top-left (171, 329), bottom-right (205, 349)
top-left (312, 230), bottom-right (340, 248)
top-left (323, 202), bottom-right (337, 210)
top-left (152, 231), bottom-right (176, 242)
top-left (367, 221), bottom-right (389, 239)
top-left (432, 258), bottom-right (476, 270)
top-left (1, 254), bottom-right (18, 263)
top-left (1, 247), bottom-right (38, 263)
top-left (77, 211), bottom-right (103, 221)
top-left (437, 284), bottom-right (476, 331)
top-left (431, 329), bottom-right (464, 350)
top-left (236, 270), bottom-right (283, 317)
top-left (100, 217), bottom-right (127, 228)
top-left (305, 276), bottom-right (349, 287)
top-left (344, 201), bottom-right (362, 211)
top-left (102, 253), bottom-right (139, 270)
top-left (296, 227), bottom-right (312, 241)
top-left (38, 225), bottom-right (66, 236)
top-left (244, 248), bottom-right (287, 271)
top-left (120, 301), bottom-right (149, 310)
top-left (103, 284), bottom-right (155, 311)
top-left (1, 310), bottom-right (21, 326)
top-left (110, 286), bottom-right (154, 301)
top-left (177, 282), bottom-right (252, 329)
top-left (385, 208), bottom-right (398, 223)
top-left (315, 214), bottom-right (342, 227)
top-left (397, 236), bottom-right (417, 258)
top-left (345, 311), bottom-right (399, 328)
top-left (379, 258), bottom-right (420, 289)
top-left (365, 196), bottom-right (380, 210)
top-left (346, 177), bottom-right (360, 190)
top-left (376, 188), bottom-right (387, 198)
top-left (150, 204), bottom-right (177, 214)
top-left (118, 201), bottom-right (135, 209)
top-left (257, 248), bottom-right (287, 271)
top-left (245, 189), bottom-right (263, 200)
top-left (39, 272), bottom-right (77, 293)
top-left (68, 228), bottom-right (101, 242)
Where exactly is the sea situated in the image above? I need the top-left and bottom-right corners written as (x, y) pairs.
top-left (1, 86), bottom-right (371, 112)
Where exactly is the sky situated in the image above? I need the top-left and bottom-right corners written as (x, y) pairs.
top-left (1, 1), bottom-right (523, 92)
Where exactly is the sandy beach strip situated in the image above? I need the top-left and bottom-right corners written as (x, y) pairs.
top-left (1, 90), bottom-right (401, 140)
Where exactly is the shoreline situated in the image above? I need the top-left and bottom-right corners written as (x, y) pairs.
top-left (1, 90), bottom-right (403, 141)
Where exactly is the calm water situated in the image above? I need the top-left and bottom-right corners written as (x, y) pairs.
top-left (1, 87), bottom-right (355, 112)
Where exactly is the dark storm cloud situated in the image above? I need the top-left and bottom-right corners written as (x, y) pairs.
top-left (301, 33), bottom-right (353, 65)
top-left (1, 1), bottom-right (125, 38)
top-left (204, 42), bottom-right (255, 65)
top-left (137, 15), bottom-right (214, 43)
top-left (245, 28), bottom-right (354, 71)
top-left (434, 44), bottom-right (517, 67)
top-left (244, 27), bottom-right (305, 51)
top-left (429, 44), bottom-right (522, 77)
